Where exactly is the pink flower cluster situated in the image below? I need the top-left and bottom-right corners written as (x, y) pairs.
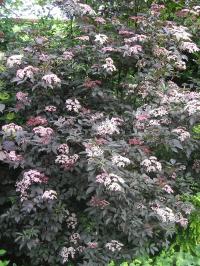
top-left (96, 172), bottom-right (125, 192)
top-left (16, 170), bottom-right (48, 200)
top-left (89, 196), bottom-right (110, 209)
top-left (79, 3), bottom-right (96, 16)
top-left (141, 156), bottom-right (162, 173)
top-left (94, 17), bottom-right (106, 24)
top-left (152, 206), bottom-right (176, 223)
top-left (33, 126), bottom-right (54, 138)
top-left (162, 184), bottom-right (174, 194)
top-left (42, 190), bottom-right (57, 200)
top-left (151, 4), bottom-right (165, 15)
top-left (60, 247), bottom-right (76, 263)
top-left (87, 242), bottom-right (98, 249)
top-left (27, 116), bottom-right (47, 127)
top-left (6, 151), bottom-right (23, 162)
top-left (85, 143), bottom-right (104, 158)
top-left (66, 213), bottom-right (77, 229)
top-left (153, 46), bottom-right (170, 57)
top-left (102, 58), bottom-right (116, 73)
top-left (172, 127), bottom-right (190, 142)
top-left (105, 240), bottom-right (124, 252)
top-left (2, 123), bottom-right (22, 135)
top-left (7, 55), bottom-right (23, 68)
top-left (128, 138), bottom-right (143, 145)
top-left (94, 117), bottom-right (122, 136)
top-left (63, 51), bottom-right (74, 60)
top-left (94, 34), bottom-right (108, 45)
top-left (119, 30), bottom-right (134, 37)
top-left (44, 105), bottom-right (57, 112)
top-left (16, 92), bottom-right (30, 104)
top-left (122, 44), bottom-right (142, 57)
top-left (55, 154), bottom-right (79, 170)
top-left (65, 99), bottom-right (82, 113)
top-left (57, 143), bottom-right (69, 154)
top-left (16, 66), bottom-right (39, 81)
top-left (42, 73), bottom-right (61, 87)
top-left (44, 105), bottom-right (57, 113)
top-left (75, 35), bottom-right (89, 41)
top-left (39, 53), bottom-right (51, 62)
top-left (70, 233), bottom-right (80, 244)
top-left (180, 41), bottom-right (199, 53)
top-left (111, 154), bottom-right (131, 167)
top-left (124, 35), bottom-right (147, 44)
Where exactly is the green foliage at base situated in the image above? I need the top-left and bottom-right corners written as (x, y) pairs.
top-left (109, 246), bottom-right (200, 266)
top-left (0, 249), bottom-right (9, 266)
top-left (109, 193), bottom-right (200, 266)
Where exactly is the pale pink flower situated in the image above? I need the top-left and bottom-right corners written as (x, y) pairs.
top-left (124, 35), bottom-right (147, 43)
top-left (180, 41), bottom-right (199, 53)
top-left (105, 240), bottom-right (124, 252)
top-left (79, 3), bottom-right (96, 16)
top-left (163, 184), bottom-right (174, 194)
top-left (185, 99), bottom-right (200, 115)
top-left (96, 173), bottom-right (124, 192)
top-left (65, 99), bottom-right (82, 113)
top-left (172, 127), bottom-right (190, 142)
top-left (136, 113), bottom-right (150, 121)
top-left (57, 144), bottom-right (69, 154)
top-left (119, 30), bottom-right (134, 37)
top-left (141, 156), bottom-right (162, 173)
top-left (16, 66), bottom-right (39, 81)
top-left (151, 4), bottom-right (165, 15)
top-left (85, 143), bottom-right (104, 158)
top-left (111, 154), bottom-right (131, 167)
top-left (167, 25), bottom-right (192, 41)
top-left (153, 206), bottom-right (176, 223)
top-left (63, 51), bottom-right (74, 60)
top-left (123, 45), bottom-right (143, 56)
top-left (70, 233), bottom-right (80, 245)
top-left (87, 242), bottom-right (98, 249)
top-left (153, 46), bottom-right (170, 57)
top-left (176, 213), bottom-right (188, 228)
top-left (176, 9), bottom-right (190, 17)
top-left (150, 107), bottom-right (168, 117)
top-left (7, 55), bottom-right (23, 68)
top-left (42, 73), bottom-right (61, 87)
top-left (39, 53), bottom-right (51, 62)
top-left (2, 123), bottom-right (22, 135)
top-left (60, 247), bottom-right (76, 264)
top-left (33, 126), bottom-right (54, 138)
top-left (94, 17), bottom-right (106, 24)
top-left (94, 118), bottom-right (120, 136)
top-left (44, 105), bottom-right (57, 112)
top-left (175, 60), bottom-right (186, 70)
top-left (16, 91), bottom-right (30, 104)
top-left (75, 35), bottom-right (90, 41)
top-left (128, 138), bottom-right (143, 145)
top-left (27, 116), bottom-right (47, 127)
top-left (101, 46), bottom-right (118, 53)
top-left (42, 190), bottom-right (57, 200)
top-left (55, 154), bottom-right (79, 170)
top-left (66, 213), bottom-right (77, 229)
top-left (94, 34), bottom-right (108, 45)
top-left (102, 57), bottom-right (116, 73)
top-left (6, 151), bottom-right (23, 162)
top-left (16, 170), bottom-right (48, 200)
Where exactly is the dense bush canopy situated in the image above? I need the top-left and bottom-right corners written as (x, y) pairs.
top-left (0, 0), bottom-right (200, 265)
